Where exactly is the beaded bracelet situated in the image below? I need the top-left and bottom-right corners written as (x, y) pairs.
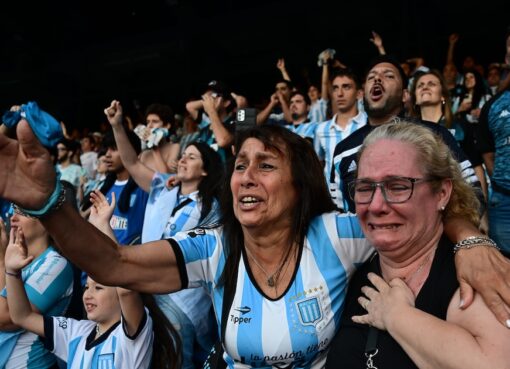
top-left (5, 270), bottom-right (21, 279)
top-left (453, 236), bottom-right (500, 254)
top-left (13, 178), bottom-right (66, 219)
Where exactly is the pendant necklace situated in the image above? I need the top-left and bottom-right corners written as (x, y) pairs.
top-left (245, 246), bottom-right (291, 288)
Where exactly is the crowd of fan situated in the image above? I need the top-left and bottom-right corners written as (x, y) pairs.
top-left (0, 29), bottom-right (509, 369)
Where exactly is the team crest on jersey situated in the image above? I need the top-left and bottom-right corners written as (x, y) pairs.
top-left (296, 297), bottom-right (322, 326)
top-left (98, 353), bottom-right (114, 368)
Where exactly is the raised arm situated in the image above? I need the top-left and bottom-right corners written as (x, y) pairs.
top-left (0, 120), bottom-right (182, 294)
top-left (202, 94), bottom-right (233, 148)
top-left (321, 51), bottom-right (332, 102)
top-left (369, 31), bottom-right (386, 55)
top-left (4, 228), bottom-right (44, 337)
top-left (256, 93), bottom-right (279, 125)
top-left (185, 99), bottom-right (204, 121)
top-left (117, 287), bottom-right (146, 336)
top-left (104, 100), bottom-right (154, 192)
top-left (276, 58), bottom-right (291, 82)
top-left (446, 33), bottom-right (459, 66)
top-left (88, 189), bottom-right (145, 336)
top-left (278, 92), bottom-right (292, 123)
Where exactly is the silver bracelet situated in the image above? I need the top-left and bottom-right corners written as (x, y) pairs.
top-left (453, 236), bottom-right (500, 254)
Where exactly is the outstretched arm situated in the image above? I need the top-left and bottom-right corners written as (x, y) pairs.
top-left (104, 101), bottom-right (154, 192)
top-left (0, 121), bottom-right (182, 294)
top-left (5, 228), bottom-right (44, 337)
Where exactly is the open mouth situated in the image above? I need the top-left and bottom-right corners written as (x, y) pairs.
top-left (239, 196), bottom-right (262, 208)
top-left (370, 85), bottom-right (384, 101)
top-left (369, 223), bottom-right (400, 230)
top-left (84, 303), bottom-right (96, 312)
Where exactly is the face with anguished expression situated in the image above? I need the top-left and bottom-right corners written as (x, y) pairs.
top-left (414, 74), bottom-right (443, 107)
top-left (356, 139), bottom-right (450, 259)
top-left (230, 138), bottom-right (297, 231)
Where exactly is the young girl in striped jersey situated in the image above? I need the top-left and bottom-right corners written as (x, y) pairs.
top-left (5, 193), bottom-right (181, 369)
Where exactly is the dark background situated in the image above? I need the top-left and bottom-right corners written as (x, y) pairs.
top-left (0, 0), bottom-right (508, 130)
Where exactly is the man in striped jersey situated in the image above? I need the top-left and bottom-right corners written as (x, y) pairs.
top-left (329, 55), bottom-right (481, 212)
top-left (314, 69), bottom-right (367, 180)
top-left (282, 91), bottom-right (318, 142)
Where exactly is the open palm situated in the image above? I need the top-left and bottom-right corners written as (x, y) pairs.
top-left (0, 120), bottom-right (55, 209)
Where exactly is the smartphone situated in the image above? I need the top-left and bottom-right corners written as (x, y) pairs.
top-left (235, 108), bottom-right (257, 131)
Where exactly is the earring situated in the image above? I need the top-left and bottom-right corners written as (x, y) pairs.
top-left (441, 99), bottom-right (446, 105)
top-left (440, 205), bottom-right (445, 211)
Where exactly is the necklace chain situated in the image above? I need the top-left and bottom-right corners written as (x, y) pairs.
top-left (403, 246), bottom-right (437, 286)
top-left (245, 246), bottom-right (292, 288)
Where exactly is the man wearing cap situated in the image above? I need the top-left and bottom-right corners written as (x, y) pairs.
top-left (329, 55), bottom-right (480, 212)
top-left (185, 80), bottom-right (236, 160)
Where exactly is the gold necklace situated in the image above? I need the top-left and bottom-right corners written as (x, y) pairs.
top-left (245, 246), bottom-right (291, 288)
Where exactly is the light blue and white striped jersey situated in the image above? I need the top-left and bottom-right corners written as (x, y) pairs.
top-left (284, 122), bottom-right (318, 141)
top-left (170, 212), bottom-right (373, 369)
top-left (0, 247), bottom-right (73, 369)
top-left (142, 171), bottom-right (220, 369)
top-left (44, 309), bottom-right (153, 369)
top-left (142, 172), bottom-right (221, 242)
top-left (308, 99), bottom-right (327, 123)
top-left (313, 111), bottom-right (367, 180)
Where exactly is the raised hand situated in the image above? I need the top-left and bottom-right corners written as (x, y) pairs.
top-left (165, 175), bottom-right (180, 189)
top-left (369, 31), bottom-right (384, 48)
top-left (276, 58), bottom-right (286, 71)
top-left (0, 120), bottom-right (56, 210)
top-left (89, 190), bottom-right (116, 228)
top-left (449, 33), bottom-right (459, 44)
top-left (104, 100), bottom-right (123, 126)
top-left (231, 92), bottom-right (248, 109)
top-left (5, 227), bottom-right (34, 273)
top-left (202, 93), bottom-right (221, 116)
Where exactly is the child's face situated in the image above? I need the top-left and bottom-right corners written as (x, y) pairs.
top-left (82, 278), bottom-right (121, 325)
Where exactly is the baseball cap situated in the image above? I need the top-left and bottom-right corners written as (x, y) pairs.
top-left (205, 80), bottom-right (235, 100)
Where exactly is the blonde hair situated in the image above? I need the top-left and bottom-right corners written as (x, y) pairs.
top-left (358, 122), bottom-right (480, 226)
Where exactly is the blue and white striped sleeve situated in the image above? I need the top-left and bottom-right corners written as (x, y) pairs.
top-left (167, 227), bottom-right (225, 292)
